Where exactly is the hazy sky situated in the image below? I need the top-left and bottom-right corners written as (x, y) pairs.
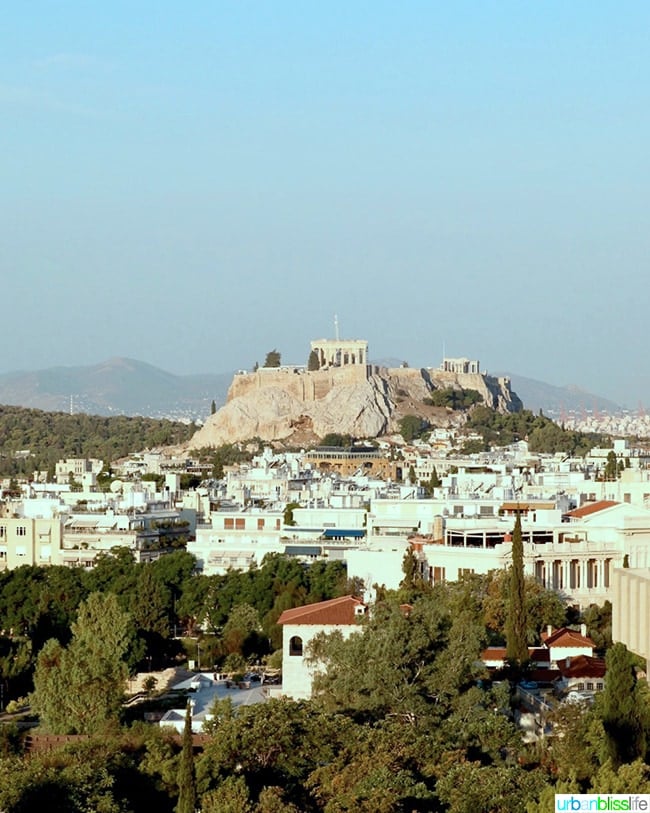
top-left (2, 2), bottom-right (649, 405)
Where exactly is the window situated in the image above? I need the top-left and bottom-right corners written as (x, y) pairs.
top-left (0, 526), bottom-right (5, 538)
top-left (257, 518), bottom-right (265, 530)
top-left (289, 636), bottom-right (303, 656)
top-left (224, 518), bottom-right (234, 530)
top-left (235, 518), bottom-right (245, 530)
top-left (596, 682), bottom-right (604, 690)
top-left (586, 682), bottom-right (594, 691)
top-left (577, 682), bottom-right (585, 691)
top-left (16, 526), bottom-right (27, 537)
top-left (15, 545), bottom-right (26, 557)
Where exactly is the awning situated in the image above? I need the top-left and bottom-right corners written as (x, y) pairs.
top-left (322, 529), bottom-right (365, 539)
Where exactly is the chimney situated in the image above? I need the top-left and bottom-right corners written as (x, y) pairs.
top-left (580, 623), bottom-right (587, 638)
top-left (547, 625), bottom-right (553, 637)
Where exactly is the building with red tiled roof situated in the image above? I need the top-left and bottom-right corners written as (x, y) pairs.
top-left (556, 654), bottom-right (606, 694)
top-left (541, 625), bottom-right (595, 665)
top-left (277, 595), bottom-right (367, 627)
top-left (564, 501), bottom-right (619, 520)
top-left (277, 596), bottom-right (367, 700)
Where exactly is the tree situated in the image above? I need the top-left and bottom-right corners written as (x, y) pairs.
top-left (264, 350), bottom-right (281, 368)
top-left (398, 414), bottom-right (427, 443)
top-left (505, 513), bottom-right (529, 665)
top-left (222, 604), bottom-right (265, 658)
top-left (176, 702), bottom-right (196, 813)
top-left (307, 350), bottom-right (320, 371)
top-left (604, 450), bottom-right (618, 481)
top-left (32, 592), bottom-right (131, 734)
top-left (599, 642), bottom-right (647, 767)
top-left (400, 547), bottom-right (419, 591)
top-left (309, 590), bottom-right (485, 725)
top-left (407, 465), bottom-right (417, 485)
top-left (210, 399), bottom-right (217, 415)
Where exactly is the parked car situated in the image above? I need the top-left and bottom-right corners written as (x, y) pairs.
top-left (519, 680), bottom-right (539, 693)
top-left (562, 690), bottom-right (594, 705)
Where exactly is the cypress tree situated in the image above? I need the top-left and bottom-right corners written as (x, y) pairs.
top-left (600, 642), bottom-right (646, 767)
top-left (176, 702), bottom-right (197, 813)
top-left (505, 512), bottom-right (529, 665)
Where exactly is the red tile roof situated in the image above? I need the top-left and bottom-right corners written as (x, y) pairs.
top-left (564, 500), bottom-right (618, 519)
top-left (278, 595), bottom-right (366, 627)
top-left (543, 627), bottom-right (595, 650)
top-left (557, 655), bottom-right (606, 679)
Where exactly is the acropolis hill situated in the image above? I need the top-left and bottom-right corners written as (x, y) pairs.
top-left (189, 339), bottom-right (523, 447)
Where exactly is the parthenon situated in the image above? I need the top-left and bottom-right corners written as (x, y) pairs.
top-left (310, 338), bottom-right (368, 369)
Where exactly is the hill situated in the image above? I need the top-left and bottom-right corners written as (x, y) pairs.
top-left (189, 364), bottom-right (522, 447)
top-left (0, 358), bottom-right (232, 421)
top-left (498, 372), bottom-right (622, 417)
top-left (0, 405), bottom-right (195, 477)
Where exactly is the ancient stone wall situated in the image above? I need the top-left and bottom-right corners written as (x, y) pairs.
top-left (228, 365), bottom-right (368, 404)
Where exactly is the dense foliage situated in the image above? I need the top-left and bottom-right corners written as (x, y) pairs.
top-left (466, 406), bottom-right (605, 454)
top-left (424, 387), bottom-right (483, 410)
top-left (0, 405), bottom-right (195, 478)
top-left (0, 552), bottom-right (351, 711)
top-left (0, 563), bottom-right (647, 811)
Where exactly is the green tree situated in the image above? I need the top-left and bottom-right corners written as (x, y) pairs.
top-left (599, 642), bottom-right (647, 766)
top-left (310, 589), bottom-right (485, 725)
top-left (604, 450), bottom-right (618, 481)
top-left (505, 513), bottom-right (529, 665)
top-left (210, 399), bottom-right (217, 415)
top-left (176, 702), bottom-right (197, 813)
top-left (32, 592), bottom-right (131, 734)
top-left (264, 350), bottom-right (281, 368)
top-left (398, 414), bottom-right (427, 442)
top-left (283, 502), bottom-right (300, 527)
top-left (408, 464), bottom-right (417, 485)
top-left (400, 547), bottom-right (419, 592)
top-left (307, 350), bottom-right (320, 371)
top-left (222, 603), bottom-right (265, 658)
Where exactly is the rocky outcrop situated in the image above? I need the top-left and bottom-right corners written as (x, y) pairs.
top-left (189, 366), bottom-right (522, 448)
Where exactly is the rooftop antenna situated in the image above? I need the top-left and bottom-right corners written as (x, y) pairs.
top-left (334, 313), bottom-right (339, 341)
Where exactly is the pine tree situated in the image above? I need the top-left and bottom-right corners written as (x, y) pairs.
top-left (31, 592), bottom-right (131, 734)
top-left (307, 350), bottom-right (320, 371)
top-left (505, 513), bottom-right (528, 665)
top-left (176, 701), bottom-right (197, 813)
top-left (210, 399), bottom-right (216, 415)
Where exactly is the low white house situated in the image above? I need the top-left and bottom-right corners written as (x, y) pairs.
top-left (277, 595), bottom-right (367, 700)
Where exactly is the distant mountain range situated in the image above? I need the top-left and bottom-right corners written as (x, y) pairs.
top-left (0, 358), bottom-right (622, 421)
top-left (0, 358), bottom-right (233, 421)
top-left (496, 373), bottom-right (622, 417)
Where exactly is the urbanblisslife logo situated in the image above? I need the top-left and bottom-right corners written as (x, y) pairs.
top-left (556, 796), bottom-right (650, 812)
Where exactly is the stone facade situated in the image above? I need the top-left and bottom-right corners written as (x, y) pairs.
top-left (310, 339), bottom-right (368, 369)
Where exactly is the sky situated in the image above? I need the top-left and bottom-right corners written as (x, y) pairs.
top-left (2, 2), bottom-right (649, 406)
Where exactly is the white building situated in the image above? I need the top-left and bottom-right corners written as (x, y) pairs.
top-left (277, 596), bottom-right (367, 699)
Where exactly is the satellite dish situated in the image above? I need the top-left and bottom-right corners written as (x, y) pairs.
top-left (110, 480), bottom-right (123, 494)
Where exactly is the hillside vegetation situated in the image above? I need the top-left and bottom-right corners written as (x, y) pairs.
top-left (0, 405), bottom-right (195, 477)
top-left (466, 406), bottom-right (606, 455)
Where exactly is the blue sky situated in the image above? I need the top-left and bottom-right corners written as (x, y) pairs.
top-left (2, 2), bottom-right (649, 405)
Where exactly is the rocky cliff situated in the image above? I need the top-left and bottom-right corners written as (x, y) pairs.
top-left (189, 366), bottom-right (522, 448)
